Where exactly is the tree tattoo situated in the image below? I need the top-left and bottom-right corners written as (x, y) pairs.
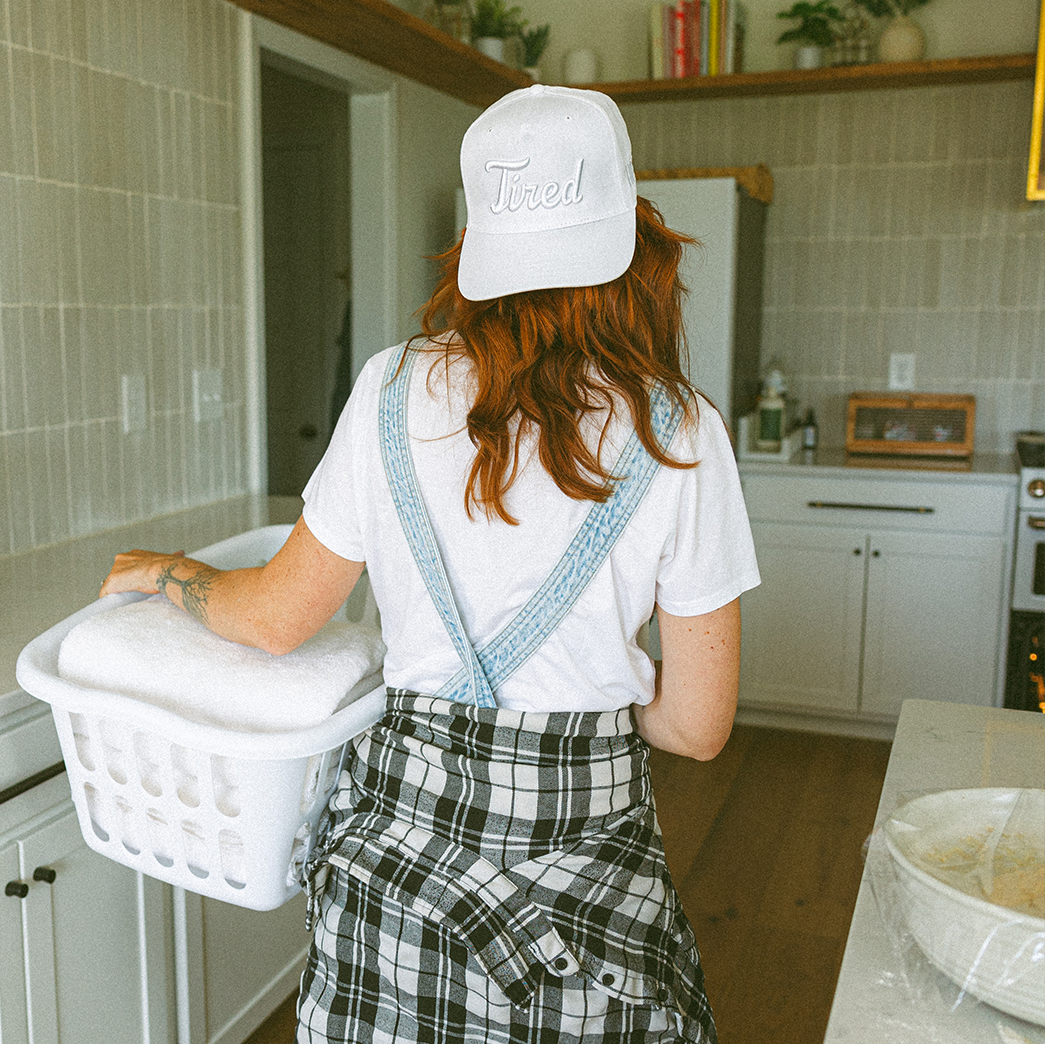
top-left (157, 561), bottom-right (221, 626)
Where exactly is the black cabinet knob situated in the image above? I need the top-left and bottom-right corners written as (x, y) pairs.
top-left (5, 881), bottom-right (29, 898)
top-left (33, 867), bottom-right (57, 884)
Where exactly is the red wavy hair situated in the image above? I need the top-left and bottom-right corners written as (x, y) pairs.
top-left (410, 195), bottom-right (701, 525)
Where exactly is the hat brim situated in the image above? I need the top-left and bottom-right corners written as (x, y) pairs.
top-left (457, 207), bottom-right (636, 301)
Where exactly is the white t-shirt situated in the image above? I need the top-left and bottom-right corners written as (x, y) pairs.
top-left (302, 342), bottom-right (760, 713)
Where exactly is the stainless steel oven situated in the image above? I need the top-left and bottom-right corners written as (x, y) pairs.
top-left (1005, 432), bottom-right (1045, 712)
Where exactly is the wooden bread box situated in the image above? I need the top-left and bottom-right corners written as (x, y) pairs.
top-left (846, 393), bottom-right (976, 458)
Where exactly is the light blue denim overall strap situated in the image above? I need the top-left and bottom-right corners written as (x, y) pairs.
top-left (379, 341), bottom-right (686, 707)
top-left (379, 343), bottom-right (497, 707)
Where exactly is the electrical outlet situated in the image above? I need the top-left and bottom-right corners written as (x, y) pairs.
top-left (120, 374), bottom-right (147, 434)
top-left (888, 353), bottom-right (916, 391)
top-left (192, 369), bottom-right (223, 423)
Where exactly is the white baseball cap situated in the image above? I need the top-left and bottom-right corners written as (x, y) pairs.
top-left (457, 85), bottom-right (637, 301)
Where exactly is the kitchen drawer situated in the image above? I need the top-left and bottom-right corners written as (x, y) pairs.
top-left (740, 474), bottom-right (1013, 535)
top-left (0, 694), bottom-right (63, 795)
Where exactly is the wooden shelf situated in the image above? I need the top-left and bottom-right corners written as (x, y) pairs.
top-left (226, 1), bottom-right (1035, 111)
top-left (228, 0), bottom-right (531, 108)
top-left (588, 52), bottom-right (1037, 105)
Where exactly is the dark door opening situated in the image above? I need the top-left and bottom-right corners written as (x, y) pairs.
top-left (260, 61), bottom-right (351, 497)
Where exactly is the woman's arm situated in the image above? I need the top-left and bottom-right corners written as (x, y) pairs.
top-left (632, 599), bottom-right (740, 761)
top-left (99, 517), bottom-right (365, 656)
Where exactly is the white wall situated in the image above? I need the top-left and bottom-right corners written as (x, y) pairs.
top-left (394, 79), bottom-right (476, 338)
top-left (0, 0), bottom-right (244, 555)
top-left (519, 0), bottom-right (1040, 85)
top-left (0, 0), bottom-right (478, 558)
top-left (624, 79), bottom-right (1045, 450)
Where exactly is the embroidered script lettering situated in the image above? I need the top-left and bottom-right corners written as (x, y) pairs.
top-left (486, 158), bottom-right (584, 214)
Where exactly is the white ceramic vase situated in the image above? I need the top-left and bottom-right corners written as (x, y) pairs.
top-left (563, 48), bottom-right (599, 84)
top-left (877, 14), bottom-right (926, 63)
top-left (473, 36), bottom-right (506, 63)
top-left (793, 44), bottom-right (823, 69)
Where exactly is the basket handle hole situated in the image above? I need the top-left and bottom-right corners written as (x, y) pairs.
top-left (171, 745), bottom-right (200, 808)
top-left (69, 713), bottom-right (96, 772)
top-left (147, 809), bottom-right (174, 867)
top-left (115, 796), bottom-right (140, 855)
top-left (182, 820), bottom-right (210, 879)
top-left (134, 732), bottom-right (164, 798)
top-left (219, 829), bottom-right (246, 889)
top-left (211, 756), bottom-right (241, 818)
top-left (83, 783), bottom-right (110, 843)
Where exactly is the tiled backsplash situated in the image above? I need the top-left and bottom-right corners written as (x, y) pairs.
top-left (625, 81), bottom-right (1045, 451)
top-left (2, 2), bottom-right (1043, 559)
top-left (0, 0), bottom-right (244, 557)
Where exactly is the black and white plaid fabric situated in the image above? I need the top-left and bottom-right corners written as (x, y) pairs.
top-left (297, 691), bottom-right (717, 1043)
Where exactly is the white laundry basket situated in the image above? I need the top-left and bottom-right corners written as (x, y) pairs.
top-left (16, 525), bottom-right (385, 911)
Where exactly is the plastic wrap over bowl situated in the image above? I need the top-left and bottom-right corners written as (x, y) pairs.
top-left (883, 788), bottom-right (1045, 1025)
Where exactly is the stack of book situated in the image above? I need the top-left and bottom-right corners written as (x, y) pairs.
top-left (649, 1), bottom-right (747, 79)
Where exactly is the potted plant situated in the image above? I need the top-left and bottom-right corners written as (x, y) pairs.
top-left (470, 0), bottom-right (525, 64)
top-left (521, 24), bottom-right (550, 81)
top-left (851, 0), bottom-right (930, 62)
top-left (776, 1), bottom-right (845, 69)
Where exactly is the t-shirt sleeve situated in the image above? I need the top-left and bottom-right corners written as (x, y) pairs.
top-left (300, 351), bottom-right (388, 562)
top-left (653, 403), bottom-right (761, 617)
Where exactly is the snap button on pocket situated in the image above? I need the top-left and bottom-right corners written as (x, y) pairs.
top-left (657, 988), bottom-right (671, 1004)
top-left (601, 973), bottom-right (616, 986)
top-left (554, 957), bottom-right (569, 972)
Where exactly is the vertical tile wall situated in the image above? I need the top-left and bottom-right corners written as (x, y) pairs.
top-left (625, 81), bottom-right (1045, 451)
top-left (0, 0), bottom-right (244, 557)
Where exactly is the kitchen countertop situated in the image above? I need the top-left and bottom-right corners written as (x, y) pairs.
top-left (738, 448), bottom-right (1020, 485)
top-left (824, 699), bottom-right (1045, 1043)
top-left (0, 495), bottom-right (303, 792)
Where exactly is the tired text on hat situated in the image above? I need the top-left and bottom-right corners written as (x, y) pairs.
top-left (486, 158), bottom-right (584, 214)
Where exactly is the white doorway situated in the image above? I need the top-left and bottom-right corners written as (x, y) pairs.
top-left (237, 12), bottom-right (399, 497)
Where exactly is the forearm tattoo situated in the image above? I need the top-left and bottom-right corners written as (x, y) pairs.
top-left (157, 561), bottom-right (221, 626)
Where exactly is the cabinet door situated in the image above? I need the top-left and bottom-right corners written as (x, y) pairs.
top-left (19, 806), bottom-right (170, 1044)
top-left (739, 522), bottom-right (867, 712)
top-left (860, 531), bottom-right (1009, 717)
top-left (1, 841), bottom-right (29, 1044)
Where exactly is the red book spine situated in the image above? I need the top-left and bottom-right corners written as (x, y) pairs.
top-left (662, 5), bottom-right (675, 79)
top-left (672, 1), bottom-right (686, 79)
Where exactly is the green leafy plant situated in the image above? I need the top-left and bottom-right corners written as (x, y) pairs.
top-left (471, 0), bottom-right (525, 39)
top-left (776, 0), bottom-right (845, 47)
top-left (852, 0), bottom-right (931, 15)
top-left (522, 24), bottom-right (550, 66)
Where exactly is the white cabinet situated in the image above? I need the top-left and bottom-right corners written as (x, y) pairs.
top-left (176, 889), bottom-right (312, 1044)
top-left (737, 521), bottom-right (866, 713)
top-left (1, 768), bottom-right (311, 1044)
top-left (0, 774), bottom-right (172, 1044)
top-left (738, 469), bottom-right (1015, 727)
top-left (0, 839), bottom-right (29, 1044)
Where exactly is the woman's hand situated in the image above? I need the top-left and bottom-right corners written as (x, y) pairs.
top-left (100, 549), bottom-right (187, 598)
top-left (97, 518), bottom-right (365, 655)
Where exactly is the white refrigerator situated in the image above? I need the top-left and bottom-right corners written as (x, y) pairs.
top-left (637, 174), bottom-right (767, 430)
top-left (455, 174), bottom-right (767, 430)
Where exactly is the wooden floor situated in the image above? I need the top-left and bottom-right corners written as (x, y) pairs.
top-left (244, 723), bottom-right (892, 1044)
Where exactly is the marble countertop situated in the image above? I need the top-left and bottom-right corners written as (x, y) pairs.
top-left (0, 496), bottom-right (303, 792)
top-left (824, 699), bottom-right (1045, 1043)
top-left (738, 449), bottom-right (1020, 485)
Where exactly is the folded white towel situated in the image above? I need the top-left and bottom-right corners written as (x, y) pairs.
top-left (57, 597), bottom-right (385, 733)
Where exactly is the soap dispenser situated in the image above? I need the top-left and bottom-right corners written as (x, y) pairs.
top-left (755, 365), bottom-right (788, 451)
